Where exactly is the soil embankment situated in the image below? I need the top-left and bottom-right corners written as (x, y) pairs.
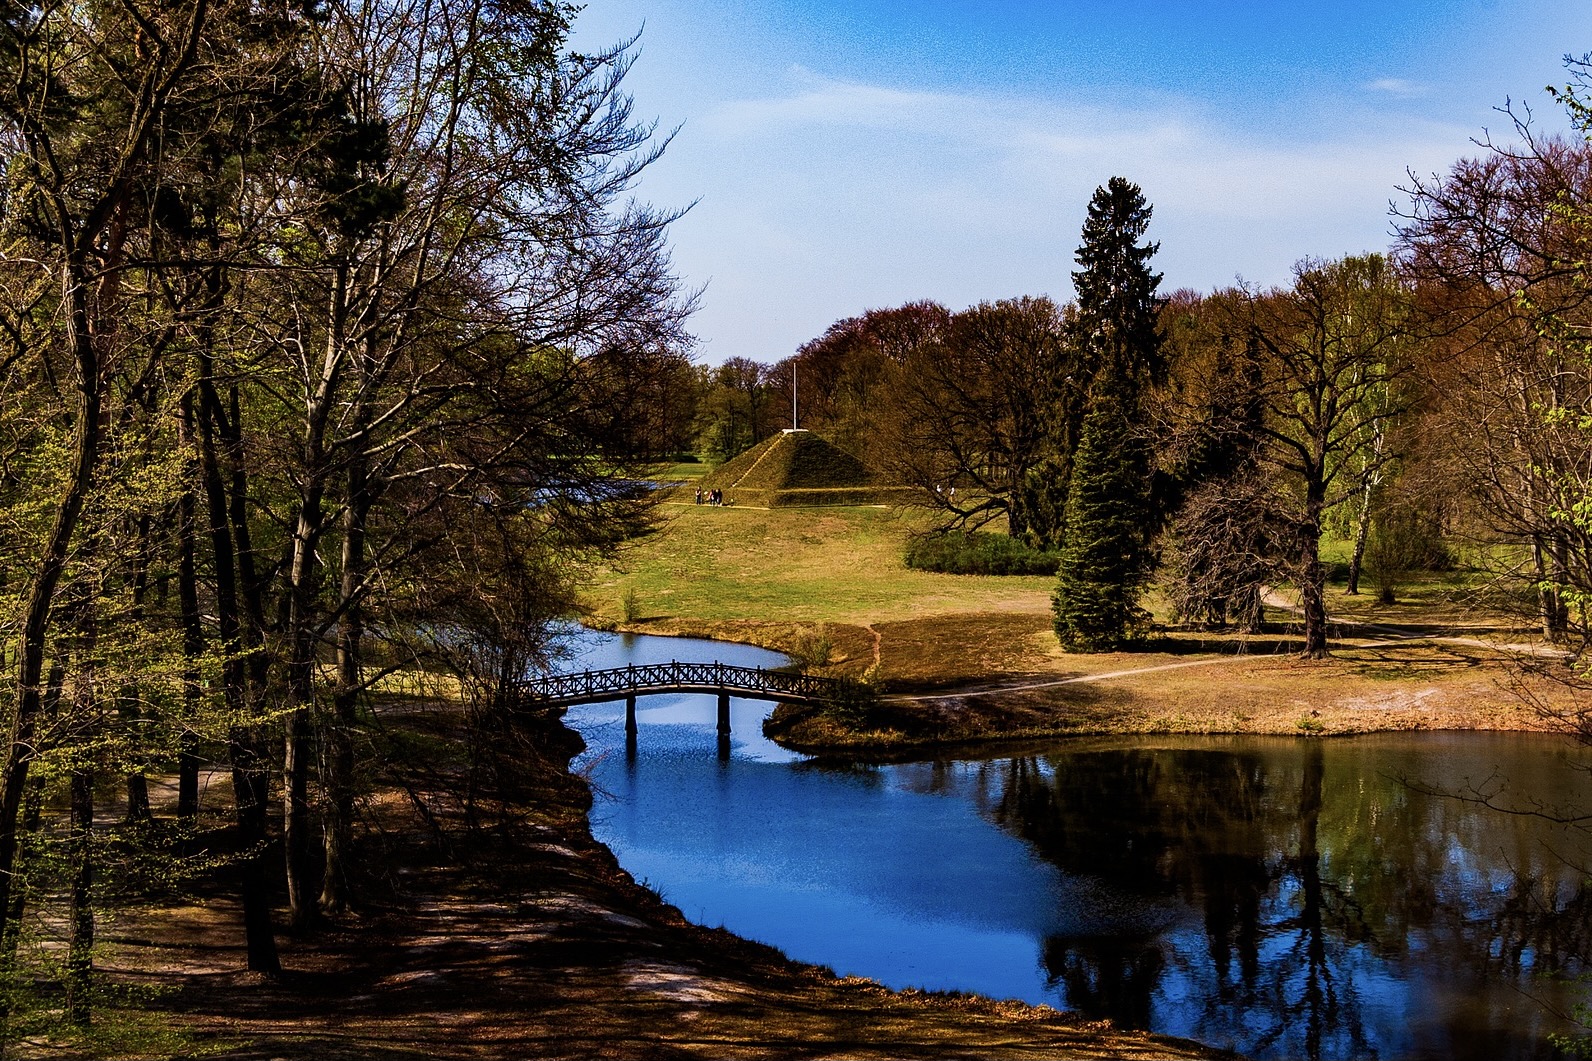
top-left (126, 701), bottom-right (1228, 1060)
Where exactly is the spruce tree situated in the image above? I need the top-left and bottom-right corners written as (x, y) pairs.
top-left (1051, 177), bottom-right (1162, 649)
top-left (1052, 372), bottom-right (1154, 649)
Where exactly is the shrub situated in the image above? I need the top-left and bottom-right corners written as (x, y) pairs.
top-left (789, 623), bottom-right (834, 670)
top-left (904, 531), bottom-right (1060, 576)
top-left (820, 676), bottom-right (881, 728)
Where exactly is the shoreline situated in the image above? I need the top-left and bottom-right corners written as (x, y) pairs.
top-left (596, 613), bottom-right (1563, 755)
top-left (142, 697), bottom-right (1231, 1061)
top-left (137, 613), bottom-right (1570, 1058)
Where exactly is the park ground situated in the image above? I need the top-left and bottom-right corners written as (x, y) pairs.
top-left (586, 501), bottom-right (1575, 750)
top-left (94, 500), bottom-right (1569, 1060)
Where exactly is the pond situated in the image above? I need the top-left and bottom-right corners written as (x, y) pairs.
top-left (563, 628), bottom-right (1592, 1061)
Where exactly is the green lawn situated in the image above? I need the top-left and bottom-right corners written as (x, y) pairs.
top-left (650, 461), bottom-right (709, 481)
top-left (593, 504), bottom-right (1525, 635)
top-left (590, 503), bottom-right (1055, 625)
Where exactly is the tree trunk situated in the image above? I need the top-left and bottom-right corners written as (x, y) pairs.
top-left (124, 514), bottom-right (152, 824)
top-left (283, 260), bottom-right (347, 931)
top-left (0, 263), bottom-right (104, 950)
top-left (175, 395), bottom-right (204, 824)
top-left (1531, 534), bottom-right (1571, 639)
top-left (321, 466), bottom-right (369, 915)
top-left (283, 702), bottom-right (316, 929)
top-left (1299, 487), bottom-right (1330, 658)
top-left (197, 356), bottom-right (280, 975)
top-left (1550, 533), bottom-right (1572, 636)
top-left (1345, 479), bottom-right (1373, 596)
top-left (65, 768), bottom-right (95, 1027)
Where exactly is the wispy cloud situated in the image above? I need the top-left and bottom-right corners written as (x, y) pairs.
top-left (663, 72), bottom-right (1477, 357)
top-left (698, 72), bottom-right (1466, 226)
top-left (1364, 78), bottom-right (1428, 97)
top-left (703, 69), bottom-right (1005, 138)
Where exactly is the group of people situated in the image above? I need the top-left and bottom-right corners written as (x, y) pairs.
top-left (694, 487), bottom-right (730, 506)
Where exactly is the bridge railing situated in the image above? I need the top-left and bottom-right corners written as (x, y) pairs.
top-left (519, 660), bottom-right (845, 706)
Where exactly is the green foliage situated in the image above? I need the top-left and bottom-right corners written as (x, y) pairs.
top-left (1014, 452), bottom-right (1072, 551)
top-left (1052, 375), bottom-right (1154, 650)
top-left (905, 531), bottom-right (1060, 576)
top-left (1367, 500), bottom-right (1453, 602)
top-left (816, 676), bottom-right (881, 729)
top-left (1047, 179), bottom-right (1163, 649)
top-left (1067, 176), bottom-right (1165, 388)
top-left (0, 964), bottom-right (217, 1059)
top-left (692, 358), bottom-right (781, 462)
top-left (1552, 979), bottom-right (1592, 1058)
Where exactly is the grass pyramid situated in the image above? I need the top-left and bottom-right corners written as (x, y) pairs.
top-left (691, 431), bottom-right (906, 507)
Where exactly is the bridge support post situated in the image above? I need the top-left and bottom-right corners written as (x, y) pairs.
top-left (717, 691), bottom-right (730, 737)
top-left (625, 694), bottom-right (638, 760)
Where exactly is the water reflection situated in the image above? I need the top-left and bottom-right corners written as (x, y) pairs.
top-left (991, 737), bottom-right (1592, 1060)
top-left (561, 629), bottom-right (1592, 1061)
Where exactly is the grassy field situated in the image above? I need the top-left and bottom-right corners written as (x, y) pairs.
top-left (585, 501), bottom-right (1568, 748)
top-left (592, 502), bottom-right (1054, 626)
top-left (650, 460), bottom-right (709, 481)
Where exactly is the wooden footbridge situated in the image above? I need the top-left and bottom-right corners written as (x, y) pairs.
top-left (521, 662), bottom-right (846, 755)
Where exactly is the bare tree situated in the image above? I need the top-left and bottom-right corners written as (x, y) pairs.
top-left (879, 297), bottom-right (1071, 535)
top-left (1243, 256), bottom-right (1416, 656)
top-left (1399, 132), bottom-right (1592, 643)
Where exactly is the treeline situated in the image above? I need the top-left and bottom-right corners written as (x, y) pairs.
top-left (768, 64), bottom-right (1592, 667)
top-left (0, 0), bottom-right (688, 1035)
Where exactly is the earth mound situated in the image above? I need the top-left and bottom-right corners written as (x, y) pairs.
top-left (691, 431), bottom-right (909, 507)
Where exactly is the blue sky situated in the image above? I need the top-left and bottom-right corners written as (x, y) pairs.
top-left (571, 1), bottom-right (1592, 364)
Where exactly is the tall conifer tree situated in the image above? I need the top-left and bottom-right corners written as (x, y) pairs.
top-left (1052, 177), bottom-right (1162, 649)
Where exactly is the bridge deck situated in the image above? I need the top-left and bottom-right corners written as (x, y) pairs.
top-left (520, 660), bottom-right (843, 708)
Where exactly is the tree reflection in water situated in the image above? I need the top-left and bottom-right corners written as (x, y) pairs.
top-left (988, 738), bottom-right (1592, 1061)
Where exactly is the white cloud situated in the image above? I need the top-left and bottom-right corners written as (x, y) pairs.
top-left (652, 74), bottom-right (1480, 360)
top-left (1364, 78), bottom-right (1429, 98)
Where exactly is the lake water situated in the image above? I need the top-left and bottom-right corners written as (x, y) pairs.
top-left (563, 628), bottom-right (1592, 1061)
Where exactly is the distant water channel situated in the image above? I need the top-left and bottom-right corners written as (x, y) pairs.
top-left (563, 628), bottom-right (1592, 1061)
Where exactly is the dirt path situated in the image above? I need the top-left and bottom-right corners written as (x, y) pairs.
top-left (884, 655), bottom-right (1247, 703)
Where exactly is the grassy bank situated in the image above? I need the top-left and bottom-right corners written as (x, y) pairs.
top-left (589, 503), bottom-right (1569, 749)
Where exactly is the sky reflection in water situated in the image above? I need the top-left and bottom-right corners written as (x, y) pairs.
top-left (564, 628), bottom-right (1592, 1061)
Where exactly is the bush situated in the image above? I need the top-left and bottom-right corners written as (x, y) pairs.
top-left (788, 623), bottom-right (834, 670)
top-left (904, 531), bottom-right (1060, 576)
